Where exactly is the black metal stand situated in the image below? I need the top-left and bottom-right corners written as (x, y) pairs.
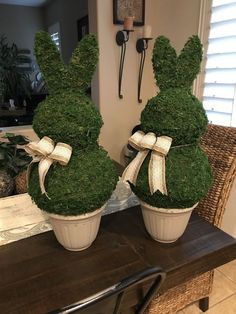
top-left (116, 30), bottom-right (134, 99)
top-left (136, 38), bottom-right (153, 103)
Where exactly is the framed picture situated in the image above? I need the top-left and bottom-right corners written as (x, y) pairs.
top-left (77, 15), bottom-right (89, 41)
top-left (113, 0), bottom-right (145, 26)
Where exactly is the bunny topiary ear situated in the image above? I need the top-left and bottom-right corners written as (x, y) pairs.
top-left (34, 31), bottom-right (69, 94)
top-left (152, 36), bottom-right (177, 90)
top-left (69, 34), bottom-right (99, 92)
top-left (176, 35), bottom-right (203, 89)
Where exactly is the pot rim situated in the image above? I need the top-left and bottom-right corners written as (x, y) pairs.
top-left (139, 200), bottom-right (198, 214)
top-left (44, 204), bottom-right (106, 221)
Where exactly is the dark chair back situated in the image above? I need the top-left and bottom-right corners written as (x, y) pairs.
top-left (48, 266), bottom-right (166, 314)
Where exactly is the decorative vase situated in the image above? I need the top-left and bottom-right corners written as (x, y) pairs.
top-left (15, 170), bottom-right (27, 194)
top-left (47, 206), bottom-right (105, 251)
top-left (0, 170), bottom-right (14, 198)
top-left (140, 201), bottom-right (198, 243)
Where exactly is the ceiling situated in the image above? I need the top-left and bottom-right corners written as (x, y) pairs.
top-left (0, 0), bottom-right (50, 7)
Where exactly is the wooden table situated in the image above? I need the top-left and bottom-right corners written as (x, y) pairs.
top-left (0, 206), bottom-right (236, 313)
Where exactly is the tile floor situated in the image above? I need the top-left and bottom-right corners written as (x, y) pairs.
top-left (178, 259), bottom-right (236, 314)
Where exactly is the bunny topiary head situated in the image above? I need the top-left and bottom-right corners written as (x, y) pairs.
top-left (32, 31), bottom-right (102, 149)
top-left (141, 35), bottom-right (208, 146)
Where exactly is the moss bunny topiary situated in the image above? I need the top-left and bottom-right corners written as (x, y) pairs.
top-left (28, 32), bottom-right (118, 216)
top-left (130, 35), bottom-right (212, 208)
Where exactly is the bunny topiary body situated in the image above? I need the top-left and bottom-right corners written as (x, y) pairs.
top-left (131, 36), bottom-right (212, 208)
top-left (28, 32), bottom-right (118, 216)
top-left (29, 147), bottom-right (117, 215)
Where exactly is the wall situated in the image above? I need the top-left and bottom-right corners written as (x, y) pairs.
top-left (93, 0), bottom-right (155, 164)
top-left (88, 0), bottom-right (99, 108)
top-left (92, 0), bottom-right (201, 163)
top-left (151, 0), bottom-right (201, 53)
top-left (0, 4), bottom-right (44, 58)
top-left (0, 1), bottom-right (89, 64)
top-left (43, 0), bottom-right (88, 63)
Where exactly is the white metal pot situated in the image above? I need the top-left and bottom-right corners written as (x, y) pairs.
top-left (47, 206), bottom-right (104, 251)
top-left (140, 201), bottom-right (198, 243)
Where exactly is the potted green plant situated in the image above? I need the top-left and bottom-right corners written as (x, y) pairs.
top-left (0, 35), bottom-right (32, 106)
top-left (0, 133), bottom-right (31, 197)
top-left (25, 31), bottom-right (118, 251)
top-left (122, 35), bottom-right (212, 243)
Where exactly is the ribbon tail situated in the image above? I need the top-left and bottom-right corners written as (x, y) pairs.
top-left (38, 158), bottom-right (53, 199)
top-left (122, 150), bottom-right (149, 185)
top-left (149, 151), bottom-right (168, 195)
top-left (26, 157), bottom-right (41, 190)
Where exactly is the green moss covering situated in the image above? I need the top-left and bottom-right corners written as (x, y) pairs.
top-left (33, 92), bottom-right (103, 148)
top-left (176, 35), bottom-right (202, 89)
top-left (129, 35), bottom-right (212, 208)
top-left (28, 147), bottom-right (118, 216)
top-left (34, 31), bottom-right (69, 94)
top-left (34, 32), bottom-right (99, 94)
top-left (152, 36), bottom-right (177, 90)
top-left (68, 34), bottom-right (99, 92)
top-left (141, 89), bottom-right (208, 145)
top-left (29, 32), bottom-right (118, 215)
top-left (131, 146), bottom-right (212, 208)
top-left (152, 35), bottom-right (202, 91)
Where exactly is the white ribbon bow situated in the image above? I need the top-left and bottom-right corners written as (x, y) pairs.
top-left (122, 131), bottom-right (172, 195)
top-left (24, 136), bottom-right (72, 199)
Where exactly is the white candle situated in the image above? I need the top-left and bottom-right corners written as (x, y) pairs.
top-left (124, 16), bottom-right (134, 30)
top-left (143, 25), bottom-right (152, 38)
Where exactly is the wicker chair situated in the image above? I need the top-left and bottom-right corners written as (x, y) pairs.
top-left (147, 124), bottom-right (236, 314)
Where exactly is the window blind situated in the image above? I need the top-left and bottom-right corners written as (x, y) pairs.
top-left (203, 0), bottom-right (236, 126)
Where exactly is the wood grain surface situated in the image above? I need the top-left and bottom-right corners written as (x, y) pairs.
top-left (0, 206), bottom-right (236, 314)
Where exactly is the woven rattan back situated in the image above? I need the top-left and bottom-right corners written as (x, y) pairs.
top-left (196, 124), bottom-right (236, 227)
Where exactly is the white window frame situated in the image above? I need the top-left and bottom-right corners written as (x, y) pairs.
top-left (195, 0), bottom-right (236, 127)
top-left (48, 22), bottom-right (61, 52)
top-left (193, 0), bottom-right (212, 100)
